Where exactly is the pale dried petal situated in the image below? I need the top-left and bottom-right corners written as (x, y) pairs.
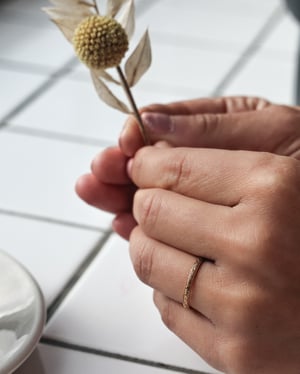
top-left (49, 0), bottom-right (94, 9)
top-left (43, 6), bottom-right (92, 21)
top-left (95, 69), bottom-right (121, 85)
top-left (42, 8), bottom-right (88, 41)
top-left (91, 71), bottom-right (130, 113)
top-left (49, 0), bottom-right (78, 6)
top-left (106, 0), bottom-right (126, 17)
top-left (52, 19), bottom-right (77, 42)
top-left (117, 0), bottom-right (135, 40)
top-left (125, 29), bottom-right (152, 87)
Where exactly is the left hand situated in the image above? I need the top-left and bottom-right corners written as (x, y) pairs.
top-left (128, 144), bottom-right (300, 374)
top-left (76, 96), bottom-right (300, 240)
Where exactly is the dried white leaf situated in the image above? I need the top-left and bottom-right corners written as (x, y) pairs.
top-left (49, 0), bottom-right (77, 6)
top-left (106, 0), bottom-right (126, 17)
top-left (43, 6), bottom-right (91, 21)
top-left (125, 29), bottom-right (152, 87)
top-left (77, 0), bottom-right (99, 12)
top-left (49, 0), bottom-right (77, 7)
top-left (94, 69), bottom-right (121, 85)
top-left (77, 0), bottom-right (97, 6)
top-left (43, 8), bottom-right (88, 41)
top-left (91, 71), bottom-right (130, 113)
top-left (49, 0), bottom-right (94, 8)
top-left (117, 0), bottom-right (134, 40)
top-left (52, 19), bottom-right (76, 42)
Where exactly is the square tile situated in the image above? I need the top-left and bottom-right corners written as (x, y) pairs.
top-left (137, 0), bottom-right (281, 50)
top-left (0, 68), bottom-right (47, 121)
top-left (222, 49), bottom-right (296, 105)
top-left (139, 43), bottom-right (239, 95)
top-left (0, 131), bottom-right (113, 229)
top-left (10, 77), bottom-right (127, 145)
top-left (45, 235), bottom-right (221, 373)
top-left (258, 12), bottom-right (300, 59)
top-left (10, 75), bottom-right (192, 145)
top-left (0, 0), bottom-right (50, 28)
top-left (16, 344), bottom-right (186, 374)
top-left (0, 22), bottom-right (74, 71)
top-left (0, 213), bottom-right (102, 306)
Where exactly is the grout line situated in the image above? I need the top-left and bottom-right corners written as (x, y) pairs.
top-left (0, 208), bottom-right (106, 233)
top-left (40, 338), bottom-right (211, 374)
top-left (0, 58), bottom-right (55, 76)
top-left (46, 230), bottom-right (112, 322)
top-left (211, 5), bottom-right (284, 96)
top-left (5, 126), bottom-right (113, 148)
top-left (148, 32), bottom-right (248, 54)
top-left (0, 57), bottom-right (78, 126)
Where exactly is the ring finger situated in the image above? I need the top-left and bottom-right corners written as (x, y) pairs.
top-left (130, 226), bottom-right (223, 321)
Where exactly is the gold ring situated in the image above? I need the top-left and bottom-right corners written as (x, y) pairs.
top-left (183, 257), bottom-right (203, 309)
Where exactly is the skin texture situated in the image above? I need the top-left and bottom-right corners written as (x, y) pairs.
top-left (76, 96), bottom-right (300, 373)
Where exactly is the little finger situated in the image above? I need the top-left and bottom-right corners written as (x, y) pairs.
top-left (153, 291), bottom-right (224, 372)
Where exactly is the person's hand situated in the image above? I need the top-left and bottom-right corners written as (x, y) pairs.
top-left (76, 96), bottom-right (300, 372)
top-left (76, 96), bottom-right (300, 240)
top-left (128, 139), bottom-right (300, 374)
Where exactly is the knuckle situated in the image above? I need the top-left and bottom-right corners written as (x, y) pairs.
top-left (223, 96), bottom-right (270, 112)
top-left (163, 151), bottom-right (192, 190)
top-left (265, 105), bottom-right (300, 144)
top-left (246, 96), bottom-right (270, 110)
top-left (249, 154), bottom-right (299, 198)
top-left (240, 155), bottom-right (300, 262)
top-left (195, 113), bottom-right (220, 137)
top-left (129, 227), bottom-right (155, 284)
top-left (222, 284), bottom-right (261, 325)
top-left (234, 211), bottom-right (281, 268)
top-left (131, 147), bottom-right (147, 179)
top-left (219, 336), bottom-right (257, 374)
top-left (270, 104), bottom-right (300, 123)
top-left (134, 189), bottom-right (163, 231)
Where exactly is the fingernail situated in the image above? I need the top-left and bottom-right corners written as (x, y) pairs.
top-left (120, 116), bottom-right (132, 138)
top-left (141, 112), bottom-right (174, 134)
top-left (127, 158), bottom-right (133, 179)
top-left (154, 141), bottom-right (171, 148)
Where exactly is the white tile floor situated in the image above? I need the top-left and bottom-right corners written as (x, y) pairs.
top-left (0, 0), bottom-right (298, 373)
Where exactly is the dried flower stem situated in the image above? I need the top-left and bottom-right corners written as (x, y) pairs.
top-left (94, 1), bottom-right (100, 15)
top-left (116, 66), bottom-right (149, 145)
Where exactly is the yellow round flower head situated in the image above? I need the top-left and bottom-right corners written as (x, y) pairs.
top-left (73, 15), bottom-right (129, 69)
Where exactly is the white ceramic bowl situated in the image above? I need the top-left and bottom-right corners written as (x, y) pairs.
top-left (0, 250), bottom-right (45, 374)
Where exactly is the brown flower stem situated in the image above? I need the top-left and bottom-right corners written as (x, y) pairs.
top-left (93, 0), bottom-right (100, 16)
top-left (78, 0), bottom-right (99, 11)
top-left (116, 66), bottom-right (150, 145)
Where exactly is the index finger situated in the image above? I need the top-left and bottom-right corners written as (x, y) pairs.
top-left (142, 96), bottom-right (269, 115)
top-left (120, 96), bottom-right (270, 156)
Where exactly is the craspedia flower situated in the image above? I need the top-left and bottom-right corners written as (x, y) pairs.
top-left (73, 15), bottom-right (129, 70)
top-left (43, 0), bottom-right (152, 144)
